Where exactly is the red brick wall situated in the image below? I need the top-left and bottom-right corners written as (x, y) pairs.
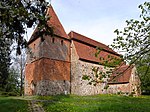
top-left (25, 58), bottom-right (70, 95)
top-left (25, 35), bottom-right (71, 95)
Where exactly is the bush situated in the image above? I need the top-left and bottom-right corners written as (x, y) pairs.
top-left (8, 92), bottom-right (18, 96)
top-left (0, 92), bottom-right (9, 96)
top-left (142, 90), bottom-right (150, 95)
top-left (0, 92), bottom-right (18, 96)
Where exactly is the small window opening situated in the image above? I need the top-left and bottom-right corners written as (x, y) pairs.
top-left (52, 38), bottom-right (55, 43)
top-left (61, 40), bottom-right (63, 45)
top-left (34, 44), bottom-right (35, 50)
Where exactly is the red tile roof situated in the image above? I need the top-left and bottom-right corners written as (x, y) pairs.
top-left (73, 41), bottom-right (119, 64)
top-left (28, 5), bottom-right (69, 44)
top-left (108, 65), bottom-right (134, 84)
top-left (68, 31), bottom-right (119, 55)
top-left (46, 5), bottom-right (69, 39)
top-left (69, 31), bottom-right (121, 64)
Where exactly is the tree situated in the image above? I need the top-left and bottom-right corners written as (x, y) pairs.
top-left (112, 2), bottom-right (150, 66)
top-left (18, 50), bottom-right (26, 96)
top-left (0, 0), bottom-right (52, 92)
top-left (112, 2), bottom-right (150, 93)
top-left (136, 54), bottom-right (150, 94)
top-left (0, 37), bottom-right (11, 91)
top-left (0, 0), bottom-right (51, 54)
top-left (5, 67), bottom-right (20, 94)
top-left (83, 2), bottom-right (149, 90)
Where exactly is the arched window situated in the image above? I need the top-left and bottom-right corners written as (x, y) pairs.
top-left (30, 80), bottom-right (35, 91)
top-left (52, 38), bottom-right (55, 43)
top-left (61, 40), bottom-right (63, 45)
top-left (34, 44), bottom-right (35, 50)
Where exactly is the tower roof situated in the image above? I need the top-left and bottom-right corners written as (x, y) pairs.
top-left (46, 5), bottom-right (69, 39)
top-left (28, 5), bottom-right (69, 44)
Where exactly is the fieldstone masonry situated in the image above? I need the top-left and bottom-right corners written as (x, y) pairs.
top-left (25, 5), bottom-right (141, 96)
top-left (36, 80), bottom-right (70, 95)
top-left (71, 41), bottom-right (107, 95)
top-left (107, 67), bottom-right (141, 95)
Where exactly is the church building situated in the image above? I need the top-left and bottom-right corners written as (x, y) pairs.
top-left (24, 5), bottom-right (141, 96)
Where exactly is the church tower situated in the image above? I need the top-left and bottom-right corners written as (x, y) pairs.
top-left (24, 5), bottom-right (71, 95)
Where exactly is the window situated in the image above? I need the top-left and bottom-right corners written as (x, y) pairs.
top-left (34, 44), bottom-right (35, 50)
top-left (61, 40), bottom-right (63, 45)
top-left (52, 38), bottom-right (55, 43)
top-left (30, 80), bottom-right (35, 90)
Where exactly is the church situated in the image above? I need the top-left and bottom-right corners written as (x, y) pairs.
top-left (24, 5), bottom-right (141, 96)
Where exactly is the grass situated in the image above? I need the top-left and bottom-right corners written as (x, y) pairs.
top-left (0, 96), bottom-right (29, 112)
top-left (0, 95), bottom-right (150, 112)
top-left (38, 94), bottom-right (150, 112)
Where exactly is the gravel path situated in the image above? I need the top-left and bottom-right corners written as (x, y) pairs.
top-left (28, 100), bottom-right (45, 112)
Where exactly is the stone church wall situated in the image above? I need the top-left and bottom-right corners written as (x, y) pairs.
top-left (107, 83), bottom-right (130, 94)
top-left (71, 60), bottom-right (107, 95)
top-left (107, 67), bottom-right (141, 96)
top-left (71, 42), bottom-right (107, 95)
top-left (36, 80), bottom-right (70, 95)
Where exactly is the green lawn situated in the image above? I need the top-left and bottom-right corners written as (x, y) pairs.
top-left (38, 95), bottom-right (150, 112)
top-left (0, 96), bottom-right (29, 112)
top-left (0, 95), bottom-right (150, 112)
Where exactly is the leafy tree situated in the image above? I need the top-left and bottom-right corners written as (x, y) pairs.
top-left (0, 0), bottom-right (52, 92)
top-left (83, 2), bottom-right (150, 91)
top-left (112, 2), bottom-right (150, 93)
top-left (5, 67), bottom-right (20, 94)
top-left (12, 49), bottom-right (26, 96)
top-left (112, 2), bottom-right (150, 66)
top-left (0, 37), bottom-right (11, 91)
top-left (0, 0), bottom-right (51, 53)
top-left (136, 54), bottom-right (150, 94)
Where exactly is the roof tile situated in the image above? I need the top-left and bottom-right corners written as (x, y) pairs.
top-left (28, 5), bottom-right (69, 44)
top-left (47, 5), bottom-right (69, 39)
top-left (108, 65), bottom-right (134, 84)
top-left (69, 31), bottom-right (119, 55)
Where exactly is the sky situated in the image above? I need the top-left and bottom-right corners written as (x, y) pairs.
top-left (28, 0), bottom-right (146, 45)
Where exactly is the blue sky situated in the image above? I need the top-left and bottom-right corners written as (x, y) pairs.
top-left (28, 0), bottom-right (146, 45)
top-left (50, 0), bottom-right (146, 45)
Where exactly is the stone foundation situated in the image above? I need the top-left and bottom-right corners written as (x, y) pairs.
top-left (36, 80), bottom-right (70, 95)
top-left (107, 83), bottom-right (130, 94)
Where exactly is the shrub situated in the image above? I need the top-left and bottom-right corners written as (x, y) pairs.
top-left (0, 92), bottom-right (18, 96)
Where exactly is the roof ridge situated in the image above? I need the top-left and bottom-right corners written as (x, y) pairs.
top-left (70, 31), bottom-right (107, 46)
top-left (28, 5), bottom-right (69, 44)
top-left (68, 31), bottom-right (119, 56)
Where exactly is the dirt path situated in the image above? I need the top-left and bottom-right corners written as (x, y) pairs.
top-left (10, 96), bottom-right (46, 112)
top-left (28, 100), bottom-right (45, 112)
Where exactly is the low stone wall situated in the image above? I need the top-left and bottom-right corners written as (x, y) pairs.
top-left (36, 80), bottom-right (70, 95)
top-left (107, 67), bottom-right (141, 96)
top-left (107, 83), bottom-right (130, 94)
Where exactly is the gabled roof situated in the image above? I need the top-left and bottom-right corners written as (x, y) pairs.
top-left (108, 65), bottom-right (134, 84)
top-left (68, 31), bottom-right (121, 64)
top-left (28, 5), bottom-right (69, 44)
top-left (73, 41), bottom-right (119, 64)
top-left (68, 31), bottom-right (119, 55)
top-left (46, 5), bottom-right (69, 39)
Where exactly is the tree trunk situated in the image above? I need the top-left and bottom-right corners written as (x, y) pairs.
top-left (20, 54), bottom-right (23, 96)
